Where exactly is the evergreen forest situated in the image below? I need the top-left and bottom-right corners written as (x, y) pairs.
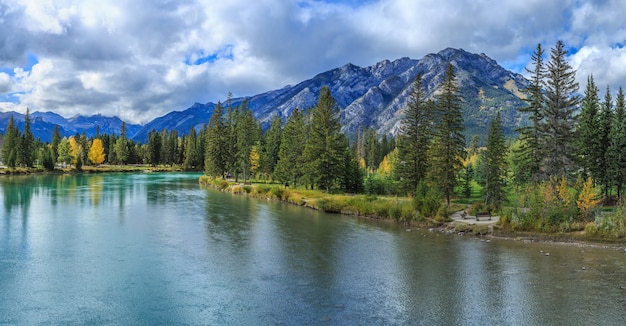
top-left (2, 41), bottom-right (626, 238)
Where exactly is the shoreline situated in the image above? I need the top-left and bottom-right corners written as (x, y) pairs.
top-left (199, 176), bottom-right (626, 250)
top-left (0, 164), bottom-right (187, 176)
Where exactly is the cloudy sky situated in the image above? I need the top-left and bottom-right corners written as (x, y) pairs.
top-left (1, 0), bottom-right (626, 124)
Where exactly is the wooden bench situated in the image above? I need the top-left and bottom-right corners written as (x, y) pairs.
top-left (476, 212), bottom-right (491, 221)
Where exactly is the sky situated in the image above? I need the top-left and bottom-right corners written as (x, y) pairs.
top-left (1, 0), bottom-right (626, 124)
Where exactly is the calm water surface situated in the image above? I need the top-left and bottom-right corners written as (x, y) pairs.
top-left (1, 173), bottom-right (625, 325)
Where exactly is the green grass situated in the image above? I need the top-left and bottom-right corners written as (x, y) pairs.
top-left (199, 176), bottom-right (419, 222)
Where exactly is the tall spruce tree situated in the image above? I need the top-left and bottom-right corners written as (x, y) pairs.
top-left (260, 114), bottom-right (282, 179)
top-left (147, 129), bottom-right (162, 166)
top-left (51, 124), bottom-right (61, 164)
top-left (1, 115), bottom-right (19, 168)
top-left (184, 128), bottom-right (204, 170)
top-left (430, 63), bottom-right (466, 205)
top-left (236, 100), bottom-right (258, 183)
top-left (484, 112), bottom-right (508, 208)
top-left (395, 74), bottom-right (434, 195)
top-left (20, 108), bottom-right (35, 167)
top-left (539, 40), bottom-right (580, 178)
top-left (598, 87), bottom-right (614, 199)
top-left (205, 102), bottom-right (228, 177)
top-left (608, 87), bottom-right (626, 199)
top-left (302, 87), bottom-right (345, 192)
top-left (517, 43), bottom-right (545, 183)
top-left (577, 75), bottom-right (601, 176)
top-left (275, 108), bottom-right (306, 187)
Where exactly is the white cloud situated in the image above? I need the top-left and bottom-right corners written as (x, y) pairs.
top-left (1, 0), bottom-right (626, 123)
top-left (0, 72), bottom-right (11, 93)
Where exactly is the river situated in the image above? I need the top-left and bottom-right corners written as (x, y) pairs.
top-left (1, 172), bottom-right (625, 325)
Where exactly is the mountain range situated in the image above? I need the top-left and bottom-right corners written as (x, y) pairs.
top-left (0, 48), bottom-right (529, 143)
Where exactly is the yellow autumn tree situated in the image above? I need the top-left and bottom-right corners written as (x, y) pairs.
top-left (68, 136), bottom-right (82, 167)
top-left (556, 176), bottom-right (575, 208)
top-left (577, 177), bottom-right (601, 220)
top-left (377, 155), bottom-right (392, 176)
top-left (249, 146), bottom-right (260, 174)
top-left (88, 139), bottom-right (106, 165)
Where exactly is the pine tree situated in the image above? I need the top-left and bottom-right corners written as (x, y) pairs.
top-left (395, 74), bottom-right (435, 195)
top-left (517, 43), bottom-right (545, 183)
top-left (597, 87), bottom-right (614, 199)
top-left (430, 63), bottom-right (466, 205)
top-left (235, 100), bottom-right (258, 183)
top-left (20, 108), bottom-right (35, 167)
top-left (302, 87), bottom-right (345, 192)
top-left (462, 163), bottom-right (474, 198)
top-left (260, 114), bottom-right (282, 179)
top-left (184, 128), bottom-right (199, 170)
top-left (147, 129), bottom-right (162, 166)
top-left (608, 87), bottom-right (626, 199)
top-left (51, 124), bottom-right (61, 164)
top-left (275, 108), bottom-right (306, 187)
top-left (1, 115), bottom-right (19, 168)
top-left (205, 102), bottom-right (228, 177)
top-left (340, 136), bottom-right (363, 193)
top-left (539, 40), bottom-right (580, 178)
top-left (484, 112), bottom-right (508, 208)
top-left (577, 75), bottom-right (601, 176)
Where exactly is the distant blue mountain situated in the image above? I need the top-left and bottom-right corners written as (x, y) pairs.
top-left (0, 111), bottom-right (141, 142)
top-left (132, 102), bottom-right (216, 142)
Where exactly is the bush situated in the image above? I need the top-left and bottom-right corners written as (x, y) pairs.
top-left (270, 186), bottom-right (284, 200)
top-left (467, 201), bottom-right (494, 216)
top-left (316, 198), bottom-right (343, 213)
top-left (218, 180), bottom-right (229, 190)
top-left (388, 204), bottom-right (402, 221)
top-left (232, 184), bottom-right (243, 194)
top-left (242, 185), bottom-right (252, 194)
top-left (584, 222), bottom-right (598, 235)
top-left (414, 181), bottom-right (441, 218)
top-left (255, 185), bottom-right (271, 195)
top-left (436, 205), bottom-right (450, 220)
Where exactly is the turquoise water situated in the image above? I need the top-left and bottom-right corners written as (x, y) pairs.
top-left (1, 173), bottom-right (625, 325)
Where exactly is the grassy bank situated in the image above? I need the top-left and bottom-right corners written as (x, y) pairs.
top-left (199, 175), bottom-right (432, 223)
top-left (200, 175), bottom-right (626, 245)
top-left (199, 175), bottom-right (465, 226)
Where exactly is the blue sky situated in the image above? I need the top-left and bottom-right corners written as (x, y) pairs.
top-left (1, 0), bottom-right (626, 123)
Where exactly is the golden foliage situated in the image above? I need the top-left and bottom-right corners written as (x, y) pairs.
top-left (556, 176), bottom-right (575, 208)
top-left (88, 139), bottom-right (106, 165)
top-left (249, 146), bottom-right (260, 173)
top-left (577, 177), bottom-right (601, 218)
top-left (68, 136), bottom-right (81, 164)
top-left (377, 155), bottom-right (392, 176)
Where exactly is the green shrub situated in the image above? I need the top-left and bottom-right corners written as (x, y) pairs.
top-left (316, 198), bottom-right (343, 213)
top-left (584, 222), bottom-right (598, 235)
top-left (388, 204), bottom-right (402, 221)
top-left (218, 180), bottom-right (229, 190)
top-left (242, 185), bottom-right (252, 194)
top-left (270, 186), bottom-right (284, 200)
top-left (414, 181), bottom-right (441, 218)
top-left (255, 185), bottom-right (270, 195)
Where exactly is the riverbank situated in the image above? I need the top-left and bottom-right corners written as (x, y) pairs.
top-left (199, 176), bottom-right (626, 248)
top-left (0, 164), bottom-right (185, 175)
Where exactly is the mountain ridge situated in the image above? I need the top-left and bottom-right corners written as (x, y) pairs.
top-left (0, 48), bottom-right (529, 143)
